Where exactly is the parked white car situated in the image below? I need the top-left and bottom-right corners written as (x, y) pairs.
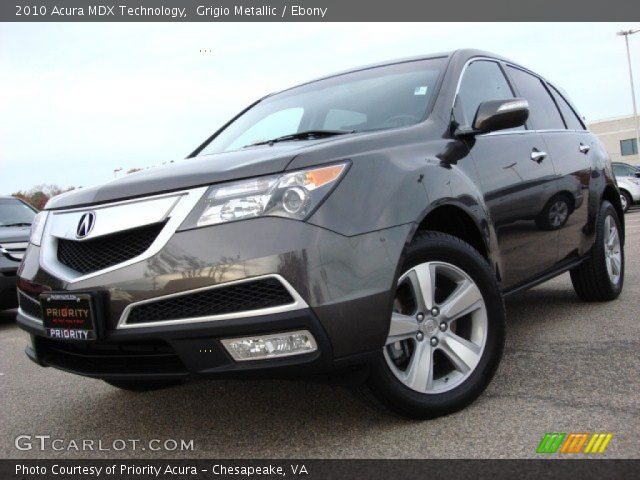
top-left (613, 162), bottom-right (640, 212)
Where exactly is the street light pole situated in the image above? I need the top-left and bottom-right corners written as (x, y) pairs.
top-left (617, 29), bottom-right (640, 159)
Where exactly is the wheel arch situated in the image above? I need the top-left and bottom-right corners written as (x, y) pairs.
top-left (411, 203), bottom-right (491, 263)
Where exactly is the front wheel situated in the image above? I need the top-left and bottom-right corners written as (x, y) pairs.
top-left (365, 232), bottom-right (506, 419)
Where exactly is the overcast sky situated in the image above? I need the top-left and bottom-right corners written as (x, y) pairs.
top-left (1, 22), bottom-right (640, 195)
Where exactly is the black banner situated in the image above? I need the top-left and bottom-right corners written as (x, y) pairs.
top-left (3, 459), bottom-right (639, 479)
top-left (1, 0), bottom-right (639, 22)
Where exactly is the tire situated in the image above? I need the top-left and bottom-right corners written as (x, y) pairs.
top-left (619, 190), bottom-right (631, 213)
top-left (535, 194), bottom-right (571, 230)
top-left (570, 200), bottom-right (624, 301)
top-left (104, 379), bottom-right (182, 391)
top-left (365, 231), bottom-right (506, 419)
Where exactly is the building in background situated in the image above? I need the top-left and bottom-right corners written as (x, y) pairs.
top-left (588, 114), bottom-right (640, 165)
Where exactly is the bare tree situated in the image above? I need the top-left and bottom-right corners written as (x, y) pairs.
top-left (12, 184), bottom-right (76, 210)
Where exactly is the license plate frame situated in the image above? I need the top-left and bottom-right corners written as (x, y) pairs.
top-left (40, 292), bottom-right (98, 341)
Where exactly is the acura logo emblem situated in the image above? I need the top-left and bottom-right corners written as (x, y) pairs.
top-left (76, 212), bottom-right (96, 239)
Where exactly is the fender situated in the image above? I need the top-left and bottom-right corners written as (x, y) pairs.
top-left (409, 155), bottom-right (503, 280)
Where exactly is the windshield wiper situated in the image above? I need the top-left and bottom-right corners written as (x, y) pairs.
top-left (1, 222), bottom-right (32, 227)
top-left (246, 129), bottom-right (355, 148)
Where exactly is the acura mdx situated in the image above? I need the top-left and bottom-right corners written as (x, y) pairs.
top-left (17, 50), bottom-right (625, 418)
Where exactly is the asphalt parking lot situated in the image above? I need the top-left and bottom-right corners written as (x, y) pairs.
top-left (1, 209), bottom-right (638, 459)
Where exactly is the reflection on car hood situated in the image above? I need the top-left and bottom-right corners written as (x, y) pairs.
top-left (46, 143), bottom-right (321, 209)
top-left (0, 226), bottom-right (31, 243)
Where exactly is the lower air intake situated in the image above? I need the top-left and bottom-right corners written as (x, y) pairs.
top-left (125, 277), bottom-right (295, 325)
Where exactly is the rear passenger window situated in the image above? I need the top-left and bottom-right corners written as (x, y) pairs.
top-left (548, 85), bottom-right (585, 130)
top-left (506, 66), bottom-right (564, 130)
top-left (456, 60), bottom-right (515, 127)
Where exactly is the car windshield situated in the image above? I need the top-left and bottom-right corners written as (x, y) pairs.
top-left (198, 57), bottom-right (446, 155)
top-left (0, 198), bottom-right (36, 227)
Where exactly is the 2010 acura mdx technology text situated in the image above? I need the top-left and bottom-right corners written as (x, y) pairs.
top-left (16, 50), bottom-right (625, 418)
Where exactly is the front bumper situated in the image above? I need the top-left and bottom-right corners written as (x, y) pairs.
top-left (17, 216), bottom-right (411, 380)
top-left (18, 306), bottom-right (333, 381)
top-left (0, 267), bottom-right (18, 309)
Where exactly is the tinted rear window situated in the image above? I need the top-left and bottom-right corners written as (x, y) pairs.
top-left (548, 85), bottom-right (584, 130)
top-left (507, 66), bottom-right (564, 130)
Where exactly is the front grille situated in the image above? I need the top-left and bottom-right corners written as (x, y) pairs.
top-left (126, 277), bottom-right (295, 325)
top-left (18, 290), bottom-right (42, 320)
top-left (57, 222), bottom-right (164, 274)
top-left (35, 337), bottom-right (187, 375)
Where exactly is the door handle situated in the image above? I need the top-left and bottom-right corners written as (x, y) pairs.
top-left (530, 148), bottom-right (547, 163)
top-left (579, 143), bottom-right (590, 154)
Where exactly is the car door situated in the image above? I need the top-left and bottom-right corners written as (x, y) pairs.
top-left (547, 83), bottom-right (593, 260)
top-left (454, 60), bottom-right (559, 288)
top-left (505, 66), bottom-right (593, 265)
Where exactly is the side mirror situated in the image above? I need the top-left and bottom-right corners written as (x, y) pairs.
top-left (470, 98), bottom-right (529, 134)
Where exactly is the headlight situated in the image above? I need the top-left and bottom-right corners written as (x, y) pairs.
top-left (180, 162), bottom-right (348, 229)
top-left (29, 211), bottom-right (48, 246)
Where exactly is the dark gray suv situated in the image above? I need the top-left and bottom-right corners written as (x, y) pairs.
top-left (17, 50), bottom-right (624, 418)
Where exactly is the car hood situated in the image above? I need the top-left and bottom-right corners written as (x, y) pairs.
top-left (0, 226), bottom-right (31, 243)
top-left (46, 143), bottom-right (317, 210)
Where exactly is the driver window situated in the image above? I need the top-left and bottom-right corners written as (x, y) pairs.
top-left (456, 61), bottom-right (516, 128)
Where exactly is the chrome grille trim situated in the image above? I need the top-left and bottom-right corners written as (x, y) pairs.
top-left (18, 309), bottom-right (43, 326)
top-left (117, 274), bottom-right (308, 329)
top-left (17, 289), bottom-right (43, 325)
top-left (39, 187), bottom-right (208, 284)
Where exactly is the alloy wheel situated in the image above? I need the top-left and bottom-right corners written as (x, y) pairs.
top-left (620, 194), bottom-right (628, 212)
top-left (549, 199), bottom-right (569, 227)
top-left (384, 261), bottom-right (488, 394)
top-left (603, 214), bottom-right (622, 285)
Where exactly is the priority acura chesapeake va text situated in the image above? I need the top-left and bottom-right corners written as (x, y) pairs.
top-left (17, 50), bottom-right (625, 418)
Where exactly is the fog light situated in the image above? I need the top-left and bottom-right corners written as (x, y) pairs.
top-left (221, 330), bottom-right (317, 361)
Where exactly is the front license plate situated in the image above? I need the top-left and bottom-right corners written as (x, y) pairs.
top-left (40, 293), bottom-right (97, 341)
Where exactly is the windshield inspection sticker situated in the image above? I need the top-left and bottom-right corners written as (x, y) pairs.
top-left (414, 86), bottom-right (429, 95)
